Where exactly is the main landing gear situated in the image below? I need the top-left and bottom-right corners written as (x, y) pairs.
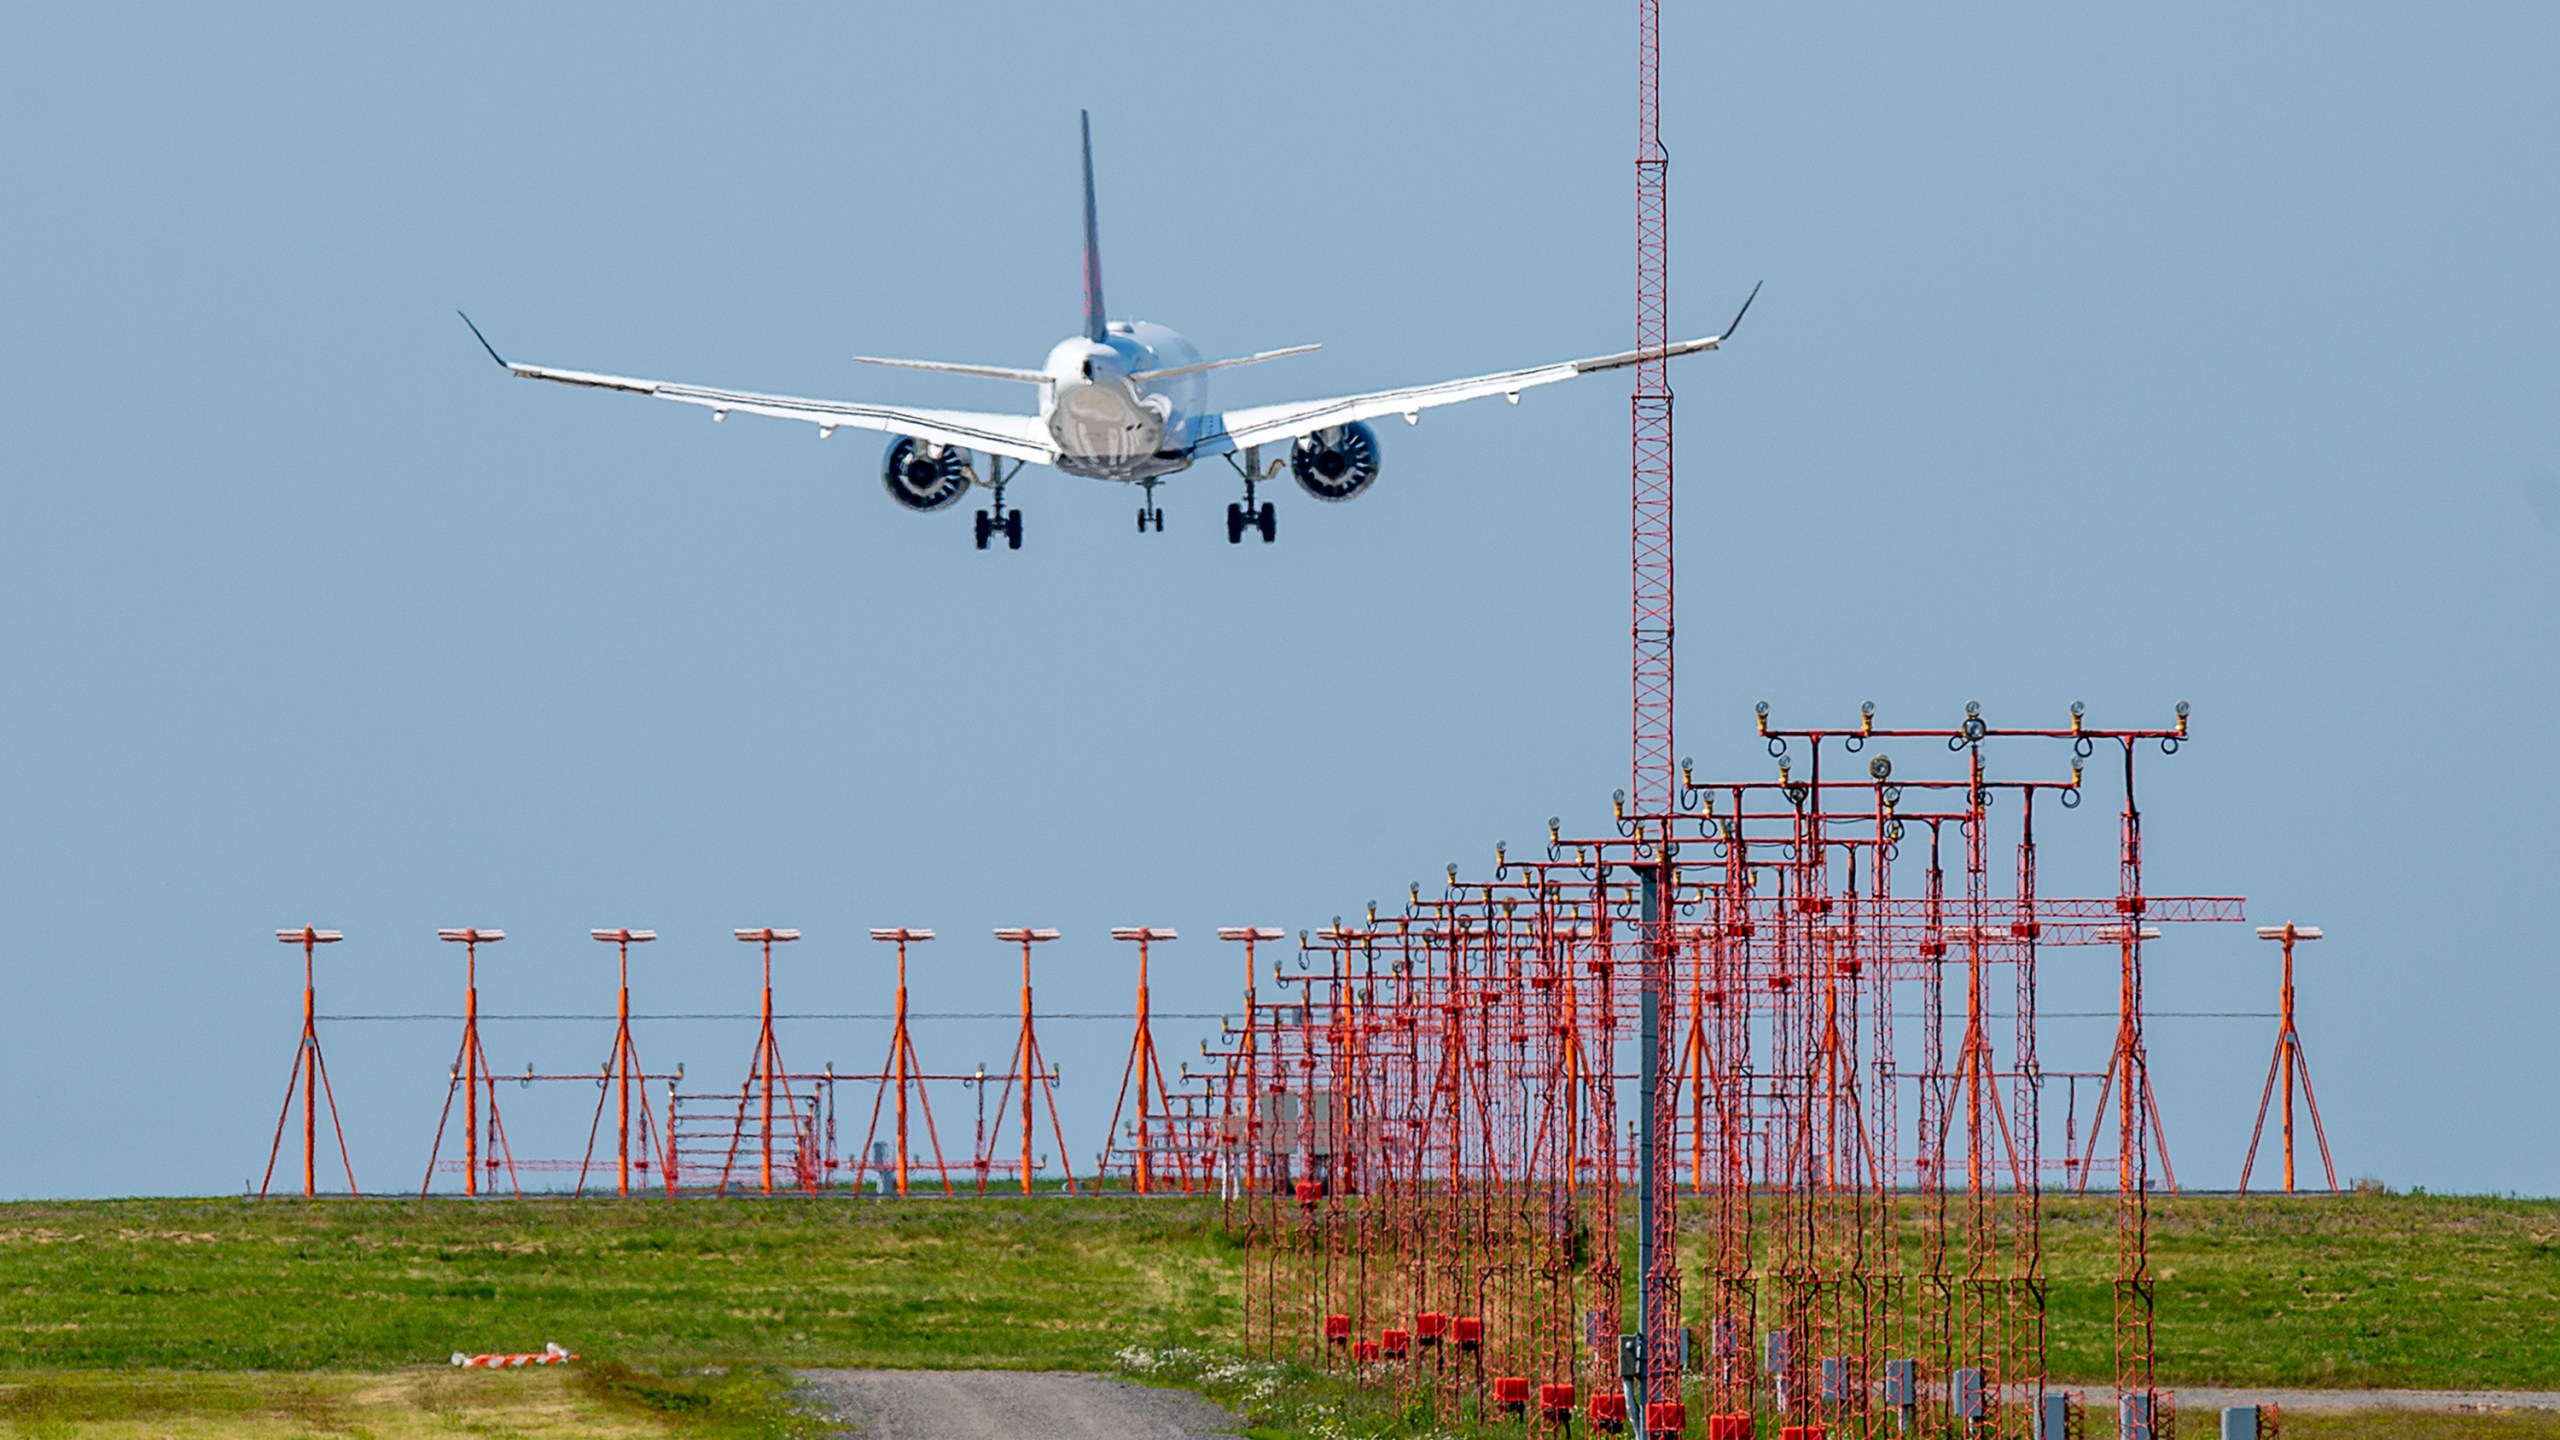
top-left (1224, 445), bottom-right (1279, 545)
top-left (1225, 499), bottom-right (1274, 544)
top-left (1136, 477), bottom-right (1165, 533)
top-left (974, 458), bottom-right (1025, 551)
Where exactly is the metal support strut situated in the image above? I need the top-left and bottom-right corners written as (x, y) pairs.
top-left (1225, 444), bottom-right (1278, 544)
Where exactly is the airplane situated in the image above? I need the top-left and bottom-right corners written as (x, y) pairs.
top-left (461, 112), bottom-right (1755, 551)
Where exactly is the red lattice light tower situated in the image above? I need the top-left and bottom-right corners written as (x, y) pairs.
top-left (2240, 922), bottom-right (2337, 1194)
top-left (1103, 926), bottom-right (1189, 1195)
top-left (982, 927), bottom-right (1076, 1195)
top-left (581, 928), bottom-right (661, 1198)
top-left (858, 926), bottom-right (958, 1197)
top-left (422, 927), bottom-right (518, 1197)
top-left (260, 926), bottom-right (357, 1198)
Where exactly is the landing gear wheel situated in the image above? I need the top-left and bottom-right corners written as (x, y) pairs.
top-left (1256, 502), bottom-right (1276, 543)
top-left (974, 510), bottom-right (992, 550)
top-left (1151, 507), bottom-right (1165, 531)
top-left (1226, 502), bottom-right (1245, 545)
top-left (1003, 509), bottom-right (1023, 550)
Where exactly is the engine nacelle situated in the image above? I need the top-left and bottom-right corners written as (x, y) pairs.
top-left (1288, 422), bottom-right (1382, 502)
top-left (880, 437), bottom-right (974, 513)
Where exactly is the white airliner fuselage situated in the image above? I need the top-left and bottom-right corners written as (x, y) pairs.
top-left (1039, 324), bottom-right (1206, 481)
top-left (463, 112), bottom-right (1752, 548)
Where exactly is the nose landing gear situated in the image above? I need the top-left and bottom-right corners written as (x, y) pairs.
top-left (1136, 477), bottom-right (1166, 533)
top-left (1224, 445), bottom-right (1279, 545)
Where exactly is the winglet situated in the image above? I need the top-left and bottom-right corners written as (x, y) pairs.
top-left (458, 311), bottom-right (508, 369)
top-left (1720, 281), bottom-right (1763, 342)
top-left (1079, 110), bottom-right (1107, 344)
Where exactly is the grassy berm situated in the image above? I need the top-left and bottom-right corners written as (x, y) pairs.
top-left (0, 1193), bottom-right (2554, 1439)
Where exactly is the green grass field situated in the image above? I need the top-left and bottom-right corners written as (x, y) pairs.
top-left (1, 1192), bottom-right (2554, 1438)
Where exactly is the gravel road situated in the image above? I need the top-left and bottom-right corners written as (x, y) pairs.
top-left (799, 1369), bottom-right (1245, 1440)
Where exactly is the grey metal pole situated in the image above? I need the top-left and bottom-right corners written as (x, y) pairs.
top-left (1636, 867), bottom-right (1660, 1413)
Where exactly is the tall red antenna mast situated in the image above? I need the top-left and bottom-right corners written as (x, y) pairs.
top-left (1631, 6), bottom-right (1685, 1439)
top-left (1631, 0), bottom-right (1676, 820)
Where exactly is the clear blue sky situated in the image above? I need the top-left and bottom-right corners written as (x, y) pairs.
top-left (1, 4), bottom-right (2551, 1199)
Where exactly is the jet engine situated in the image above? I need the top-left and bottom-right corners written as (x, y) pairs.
top-left (880, 437), bottom-right (974, 512)
top-left (1287, 422), bottom-right (1382, 502)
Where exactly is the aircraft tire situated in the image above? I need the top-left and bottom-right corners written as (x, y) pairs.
top-left (1257, 503), bottom-right (1276, 543)
top-left (1226, 503), bottom-right (1244, 544)
top-left (1004, 509), bottom-right (1023, 550)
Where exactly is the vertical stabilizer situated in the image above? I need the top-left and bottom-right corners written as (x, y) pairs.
top-left (1080, 110), bottom-right (1107, 343)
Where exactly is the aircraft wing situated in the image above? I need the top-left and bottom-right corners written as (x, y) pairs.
top-left (465, 322), bottom-right (1058, 465)
top-left (1204, 287), bottom-right (1757, 454)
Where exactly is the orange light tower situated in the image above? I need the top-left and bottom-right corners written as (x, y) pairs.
top-left (2239, 923), bottom-right (2337, 1194)
top-left (732, 927), bottom-right (803, 1196)
top-left (1103, 926), bottom-right (1188, 1194)
top-left (982, 927), bottom-right (1075, 1195)
top-left (260, 926), bottom-right (357, 1197)
top-left (582, 928), bottom-right (659, 1197)
top-left (2068, 924), bottom-right (2181, 1196)
top-left (422, 927), bottom-right (518, 1197)
top-left (859, 927), bottom-right (956, 1197)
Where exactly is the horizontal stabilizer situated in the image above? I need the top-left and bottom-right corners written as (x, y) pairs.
top-left (1132, 344), bottom-right (1321, 383)
top-left (850, 355), bottom-right (1052, 384)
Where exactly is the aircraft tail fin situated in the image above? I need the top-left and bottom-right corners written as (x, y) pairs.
top-left (1080, 110), bottom-right (1107, 343)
